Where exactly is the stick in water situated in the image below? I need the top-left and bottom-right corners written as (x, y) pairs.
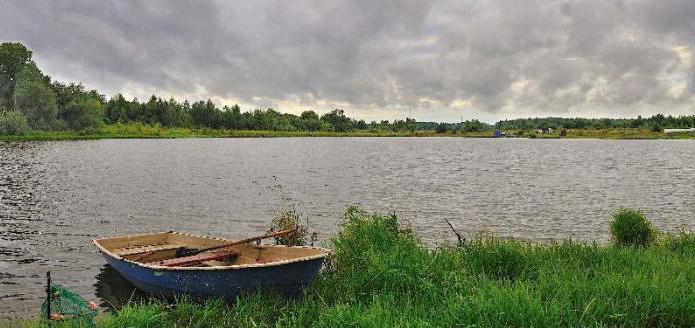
top-left (444, 219), bottom-right (464, 245)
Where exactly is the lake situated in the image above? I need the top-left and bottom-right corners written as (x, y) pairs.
top-left (1, 137), bottom-right (694, 317)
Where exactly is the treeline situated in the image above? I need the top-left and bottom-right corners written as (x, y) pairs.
top-left (417, 120), bottom-right (493, 133)
top-left (104, 96), bottom-right (417, 132)
top-left (0, 42), bottom-right (417, 135)
top-left (495, 115), bottom-right (695, 131)
top-left (2, 42), bottom-right (694, 136)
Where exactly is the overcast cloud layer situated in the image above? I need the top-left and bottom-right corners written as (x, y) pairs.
top-left (1, 0), bottom-right (693, 121)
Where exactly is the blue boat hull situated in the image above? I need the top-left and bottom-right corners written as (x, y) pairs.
top-left (102, 254), bottom-right (325, 299)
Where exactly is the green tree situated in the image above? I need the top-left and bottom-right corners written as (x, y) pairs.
top-left (321, 109), bottom-right (354, 132)
top-left (13, 63), bottom-right (58, 129)
top-left (300, 110), bottom-right (323, 131)
top-left (0, 42), bottom-right (32, 111)
top-left (60, 94), bottom-right (104, 130)
top-left (105, 94), bottom-right (129, 123)
top-left (0, 110), bottom-right (30, 135)
top-left (435, 123), bottom-right (449, 133)
top-left (190, 100), bottom-right (220, 128)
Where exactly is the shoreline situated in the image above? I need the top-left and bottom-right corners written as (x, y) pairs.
top-left (6, 208), bottom-right (694, 326)
top-left (1, 125), bottom-right (694, 142)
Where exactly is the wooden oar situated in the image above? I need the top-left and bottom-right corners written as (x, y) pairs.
top-left (176, 227), bottom-right (298, 257)
top-left (131, 228), bottom-right (298, 263)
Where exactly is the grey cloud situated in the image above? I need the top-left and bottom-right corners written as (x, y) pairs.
top-left (0, 0), bottom-right (692, 121)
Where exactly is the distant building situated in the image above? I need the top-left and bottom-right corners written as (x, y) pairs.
top-left (664, 128), bottom-right (695, 133)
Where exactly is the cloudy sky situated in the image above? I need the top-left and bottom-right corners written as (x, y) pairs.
top-left (1, 0), bottom-right (693, 122)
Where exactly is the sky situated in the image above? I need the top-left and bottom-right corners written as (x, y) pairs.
top-left (1, 0), bottom-right (693, 122)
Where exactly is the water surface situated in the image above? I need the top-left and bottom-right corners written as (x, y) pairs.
top-left (1, 138), bottom-right (694, 317)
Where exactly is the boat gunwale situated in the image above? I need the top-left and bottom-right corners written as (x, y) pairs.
top-left (93, 231), bottom-right (331, 271)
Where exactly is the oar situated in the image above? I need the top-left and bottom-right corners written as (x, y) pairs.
top-left (131, 228), bottom-right (298, 262)
top-left (176, 227), bottom-right (298, 257)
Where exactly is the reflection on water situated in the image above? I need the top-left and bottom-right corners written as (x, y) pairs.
top-left (94, 265), bottom-right (149, 311)
top-left (1, 138), bottom-right (694, 317)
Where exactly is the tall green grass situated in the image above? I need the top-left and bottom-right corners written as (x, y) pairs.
top-left (23, 207), bottom-right (695, 327)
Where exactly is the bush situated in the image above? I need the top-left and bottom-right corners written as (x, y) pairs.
top-left (651, 124), bottom-right (663, 133)
top-left (0, 111), bottom-right (30, 135)
top-left (610, 208), bottom-right (656, 246)
top-left (267, 210), bottom-right (308, 246)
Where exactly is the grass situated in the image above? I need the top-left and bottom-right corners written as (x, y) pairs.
top-left (0, 123), bottom-right (443, 141)
top-left (1, 123), bottom-right (694, 141)
top-left (513, 128), bottom-right (695, 140)
top-left (15, 207), bottom-right (695, 327)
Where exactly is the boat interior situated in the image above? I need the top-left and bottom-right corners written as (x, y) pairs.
top-left (93, 231), bottom-right (328, 268)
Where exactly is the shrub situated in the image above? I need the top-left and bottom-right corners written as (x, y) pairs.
top-left (610, 208), bottom-right (656, 246)
top-left (267, 209), bottom-right (307, 246)
top-left (0, 110), bottom-right (30, 135)
top-left (651, 124), bottom-right (663, 133)
top-left (559, 128), bottom-right (568, 136)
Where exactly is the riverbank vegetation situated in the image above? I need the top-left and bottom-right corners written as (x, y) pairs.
top-left (2, 42), bottom-right (695, 141)
top-left (22, 207), bottom-right (695, 327)
top-left (2, 124), bottom-right (693, 141)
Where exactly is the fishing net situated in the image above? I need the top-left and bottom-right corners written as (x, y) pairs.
top-left (41, 284), bottom-right (97, 327)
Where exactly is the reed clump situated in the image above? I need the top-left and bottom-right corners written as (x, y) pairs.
top-left (28, 207), bottom-right (695, 327)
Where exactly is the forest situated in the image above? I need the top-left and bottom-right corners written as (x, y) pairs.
top-left (1, 42), bottom-right (693, 136)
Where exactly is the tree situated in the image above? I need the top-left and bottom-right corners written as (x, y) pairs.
top-left (190, 100), bottom-right (220, 128)
top-left (60, 94), bottom-right (104, 130)
top-left (298, 110), bottom-right (323, 131)
top-left (461, 119), bottom-right (491, 132)
top-left (321, 109), bottom-right (354, 132)
top-left (221, 104), bottom-right (242, 129)
top-left (0, 42), bottom-right (32, 111)
top-left (13, 62), bottom-right (58, 129)
top-left (435, 123), bottom-right (449, 133)
top-left (105, 94), bottom-right (129, 124)
top-left (405, 118), bottom-right (416, 132)
top-left (300, 110), bottom-right (319, 121)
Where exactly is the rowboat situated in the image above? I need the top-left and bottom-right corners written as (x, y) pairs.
top-left (93, 231), bottom-right (330, 299)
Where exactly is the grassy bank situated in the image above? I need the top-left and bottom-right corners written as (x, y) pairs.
top-left (22, 207), bottom-right (695, 327)
top-left (523, 128), bottom-right (695, 140)
top-left (0, 123), bottom-right (454, 141)
top-left (1, 123), bottom-right (694, 141)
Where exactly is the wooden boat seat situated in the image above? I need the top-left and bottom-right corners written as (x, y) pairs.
top-left (112, 244), bottom-right (182, 256)
top-left (151, 250), bottom-right (240, 267)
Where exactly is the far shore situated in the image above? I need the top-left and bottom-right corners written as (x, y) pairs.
top-left (1, 124), bottom-right (694, 142)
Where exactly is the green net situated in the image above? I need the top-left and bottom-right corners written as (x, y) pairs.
top-left (41, 284), bottom-right (97, 327)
